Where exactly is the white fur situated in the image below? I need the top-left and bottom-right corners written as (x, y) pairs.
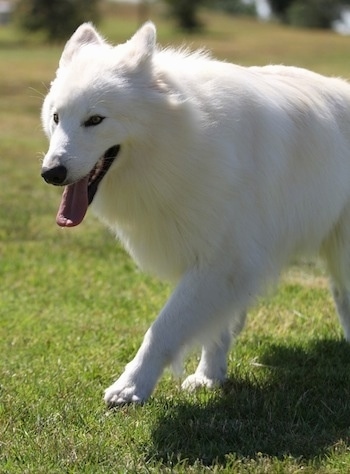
top-left (42, 22), bottom-right (350, 405)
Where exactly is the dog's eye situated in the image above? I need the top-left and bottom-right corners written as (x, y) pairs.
top-left (84, 115), bottom-right (105, 127)
top-left (53, 113), bottom-right (59, 124)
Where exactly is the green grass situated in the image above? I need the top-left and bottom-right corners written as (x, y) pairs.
top-left (1, 5), bottom-right (350, 472)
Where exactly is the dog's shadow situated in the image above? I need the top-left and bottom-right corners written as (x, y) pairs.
top-left (149, 339), bottom-right (350, 466)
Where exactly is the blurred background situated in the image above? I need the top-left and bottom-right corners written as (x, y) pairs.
top-left (1, 0), bottom-right (350, 41)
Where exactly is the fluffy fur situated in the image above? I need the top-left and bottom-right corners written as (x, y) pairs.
top-left (42, 22), bottom-right (350, 405)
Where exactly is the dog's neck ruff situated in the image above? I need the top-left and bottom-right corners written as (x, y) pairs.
top-left (56, 145), bottom-right (120, 227)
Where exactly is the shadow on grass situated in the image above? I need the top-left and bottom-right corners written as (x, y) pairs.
top-left (149, 339), bottom-right (350, 466)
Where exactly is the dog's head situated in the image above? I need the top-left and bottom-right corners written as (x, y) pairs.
top-left (41, 22), bottom-right (157, 227)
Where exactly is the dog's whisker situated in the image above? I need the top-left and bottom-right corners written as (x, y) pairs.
top-left (28, 86), bottom-right (47, 100)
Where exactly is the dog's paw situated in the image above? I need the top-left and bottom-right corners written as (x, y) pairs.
top-left (104, 371), bottom-right (153, 407)
top-left (104, 385), bottom-right (144, 406)
top-left (181, 373), bottom-right (223, 391)
top-left (104, 379), bottom-right (149, 406)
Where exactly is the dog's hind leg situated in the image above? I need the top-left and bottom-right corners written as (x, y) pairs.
top-left (181, 312), bottom-right (246, 391)
top-left (330, 283), bottom-right (350, 341)
top-left (323, 214), bottom-right (350, 341)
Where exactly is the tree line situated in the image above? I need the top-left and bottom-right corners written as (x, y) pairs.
top-left (15, 0), bottom-right (350, 40)
top-left (269, 0), bottom-right (350, 29)
top-left (169, 0), bottom-right (350, 32)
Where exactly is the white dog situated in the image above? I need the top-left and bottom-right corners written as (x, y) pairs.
top-left (41, 22), bottom-right (350, 406)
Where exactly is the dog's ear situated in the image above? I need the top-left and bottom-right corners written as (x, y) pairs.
top-left (59, 23), bottom-right (105, 68)
top-left (124, 22), bottom-right (156, 69)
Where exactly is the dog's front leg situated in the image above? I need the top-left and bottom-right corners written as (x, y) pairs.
top-left (104, 265), bottom-right (254, 406)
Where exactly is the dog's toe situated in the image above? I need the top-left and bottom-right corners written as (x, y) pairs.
top-left (105, 392), bottom-right (144, 408)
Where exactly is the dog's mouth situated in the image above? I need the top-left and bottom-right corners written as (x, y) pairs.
top-left (56, 145), bottom-right (120, 227)
top-left (87, 145), bottom-right (120, 205)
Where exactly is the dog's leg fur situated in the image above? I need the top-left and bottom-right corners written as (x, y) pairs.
top-left (182, 312), bottom-right (246, 390)
top-left (181, 328), bottom-right (232, 390)
top-left (323, 210), bottom-right (350, 341)
top-left (331, 284), bottom-right (350, 341)
top-left (104, 265), bottom-right (256, 405)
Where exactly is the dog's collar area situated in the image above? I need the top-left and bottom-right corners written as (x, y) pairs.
top-left (88, 144), bottom-right (120, 205)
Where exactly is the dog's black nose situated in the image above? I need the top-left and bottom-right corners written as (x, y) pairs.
top-left (41, 165), bottom-right (67, 185)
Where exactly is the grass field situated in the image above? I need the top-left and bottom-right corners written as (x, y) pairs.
top-left (1, 3), bottom-right (350, 472)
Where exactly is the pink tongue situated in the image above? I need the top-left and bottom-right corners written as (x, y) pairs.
top-left (56, 177), bottom-right (89, 227)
